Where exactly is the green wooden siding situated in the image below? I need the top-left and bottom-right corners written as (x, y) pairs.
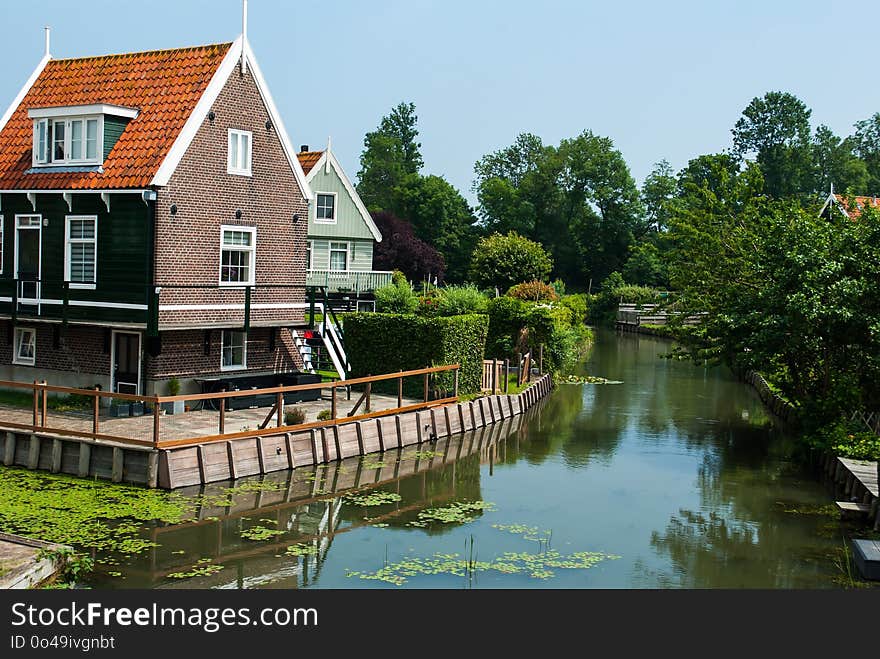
top-left (0, 192), bottom-right (151, 325)
top-left (307, 238), bottom-right (374, 271)
top-left (103, 117), bottom-right (130, 161)
top-left (307, 165), bottom-right (375, 241)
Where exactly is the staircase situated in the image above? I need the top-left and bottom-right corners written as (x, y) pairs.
top-left (292, 287), bottom-right (350, 379)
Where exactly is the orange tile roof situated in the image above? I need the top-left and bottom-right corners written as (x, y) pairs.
top-left (0, 42), bottom-right (232, 190)
top-left (297, 150), bottom-right (323, 175)
top-left (834, 194), bottom-right (880, 218)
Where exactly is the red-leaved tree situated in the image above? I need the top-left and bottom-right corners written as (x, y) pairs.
top-left (372, 211), bottom-right (446, 284)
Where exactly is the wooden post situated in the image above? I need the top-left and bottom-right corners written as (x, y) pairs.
top-left (32, 380), bottom-right (39, 427)
top-left (331, 383), bottom-right (337, 420)
top-left (397, 372), bottom-right (403, 409)
top-left (514, 351), bottom-right (521, 387)
top-left (504, 359), bottom-right (510, 393)
top-left (492, 359), bottom-right (498, 394)
top-left (454, 368), bottom-right (459, 399)
top-left (423, 369), bottom-right (429, 402)
top-left (276, 391), bottom-right (284, 427)
top-left (365, 381), bottom-right (371, 413)
top-left (219, 389), bottom-right (226, 435)
top-left (40, 381), bottom-right (48, 427)
top-left (92, 386), bottom-right (100, 435)
top-left (539, 344), bottom-right (544, 375)
top-left (152, 396), bottom-right (160, 448)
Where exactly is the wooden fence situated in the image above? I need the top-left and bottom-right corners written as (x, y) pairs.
top-left (0, 365), bottom-right (460, 451)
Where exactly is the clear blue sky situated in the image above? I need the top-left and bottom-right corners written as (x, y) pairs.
top-left (2, 0), bottom-right (878, 203)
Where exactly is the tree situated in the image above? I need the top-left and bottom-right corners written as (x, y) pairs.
top-left (622, 241), bottom-right (668, 288)
top-left (810, 124), bottom-right (868, 194)
top-left (357, 102), bottom-right (424, 211)
top-left (392, 174), bottom-right (478, 282)
top-left (372, 211), bottom-right (446, 284)
top-left (641, 160), bottom-right (677, 231)
top-left (852, 112), bottom-right (880, 193)
top-left (559, 131), bottom-right (645, 284)
top-left (732, 91), bottom-right (813, 197)
top-left (469, 231), bottom-right (553, 291)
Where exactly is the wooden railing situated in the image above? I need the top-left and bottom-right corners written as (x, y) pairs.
top-left (481, 359), bottom-right (508, 394)
top-left (0, 364), bottom-right (460, 451)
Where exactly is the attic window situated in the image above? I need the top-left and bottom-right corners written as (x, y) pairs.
top-left (31, 115), bottom-right (103, 166)
top-left (228, 129), bottom-right (252, 176)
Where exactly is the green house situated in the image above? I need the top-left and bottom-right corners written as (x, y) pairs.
top-left (297, 143), bottom-right (389, 311)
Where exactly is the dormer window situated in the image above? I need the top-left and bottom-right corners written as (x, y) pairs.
top-left (28, 104), bottom-right (138, 168)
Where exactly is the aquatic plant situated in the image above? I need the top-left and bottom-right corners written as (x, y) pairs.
top-left (240, 525), bottom-right (285, 541)
top-left (167, 558), bottom-right (224, 580)
top-left (343, 491), bottom-right (402, 507)
top-left (408, 501), bottom-right (495, 527)
top-left (283, 544), bottom-right (318, 557)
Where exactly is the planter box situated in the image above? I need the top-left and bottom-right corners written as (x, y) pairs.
top-left (109, 403), bottom-right (130, 418)
top-left (161, 400), bottom-right (186, 415)
top-left (129, 402), bottom-right (145, 417)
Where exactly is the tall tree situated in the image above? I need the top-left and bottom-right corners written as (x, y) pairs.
top-left (641, 160), bottom-right (677, 231)
top-left (392, 174), bottom-right (478, 282)
top-left (731, 91), bottom-right (813, 197)
top-left (357, 102), bottom-right (424, 211)
top-left (852, 112), bottom-right (880, 194)
top-left (811, 124), bottom-right (868, 195)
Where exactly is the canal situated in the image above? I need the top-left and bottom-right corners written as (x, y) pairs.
top-left (28, 330), bottom-right (860, 588)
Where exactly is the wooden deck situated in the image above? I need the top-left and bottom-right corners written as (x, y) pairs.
top-left (824, 455), bottom-right (880, 531)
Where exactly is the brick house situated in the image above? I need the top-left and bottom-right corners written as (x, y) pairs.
top-left (0, 33), bottom-right (312, 396)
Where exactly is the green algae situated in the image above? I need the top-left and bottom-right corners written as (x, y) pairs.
top-left (240, 525), bottom-right (285, 541)
top-left (282, 543), bottom-right (318, 557)
top-left (0, 467), bottom-right (194, 556)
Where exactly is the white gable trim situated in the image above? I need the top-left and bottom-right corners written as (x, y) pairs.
top-left (151, 37), bottom-right (311, 201)
top-left (151, 37), bottom-right (243, 187)
top-left (0, 54), bottom-right (51, 134)
top-left (304, 151), bottom-right (382, 242)
top-left (242, 40), bottom-right (312, 201)
top-left (818, 192), bottom-right (851, 219)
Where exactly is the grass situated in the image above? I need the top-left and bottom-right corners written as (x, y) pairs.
top-left (0, 390), bottom-right (93, 412)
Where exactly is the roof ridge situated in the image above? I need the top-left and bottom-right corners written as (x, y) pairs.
top-left (50, 41), bottom-right (233, 64)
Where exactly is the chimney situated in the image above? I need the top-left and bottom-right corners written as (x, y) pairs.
top-left (300, 145), bottom-right (309, 153)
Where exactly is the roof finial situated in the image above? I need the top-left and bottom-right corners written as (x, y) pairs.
top-left (830, 181), bottom-right (834, 196)
top-left (325, 136), bottom-right (332, 174)
top-left (241, 0), bottom-right (248, 75)
top-left (44, 26), bottom-right (51, 58)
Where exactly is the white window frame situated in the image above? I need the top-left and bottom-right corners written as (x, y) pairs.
top-left (306, 240), bottom-right (313, 270)
top-left (220, 330), bottom-right (247, 371)
top-left (328, 241), bottom-right (350, 272)
top-left (13, 327), bottom-right (36, 367)
top-left (0, 214), bottom-right (4, 275)
top-left (36, 115), bottom-right (104, 167)
top-left (32, 119), bottom-right (49, 165)
top-left (227, 129), bottom-right (252, 176)
top-left (219, 225), bottom-right (257, 287)
top-left (315, 192), bottom-right (337, 224)
top-left (64, 215), bottom-right (98, 289)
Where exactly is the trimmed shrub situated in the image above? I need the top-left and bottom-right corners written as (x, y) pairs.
top-left (317, 409), bottom-right (332, 421)
top-left (486, 296), bottom-right (529, 360)
top-left (507, 280), bottom-right (559, 302)
top-left (468, 231), bottom-right (553, 291)
top-left (375, 271), bottom-right (418, 314)
top-left (345, 313), bottom-right (488, 396)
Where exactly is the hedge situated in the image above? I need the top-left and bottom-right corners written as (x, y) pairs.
top-left (344, 313), bottom-right (488, 397)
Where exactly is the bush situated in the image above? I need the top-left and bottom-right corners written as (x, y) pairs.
top-left (345, 313), bottom-right (488, 396)
top-left (468, 232), bottom-right (553, 291)
top-left (550, 278), bottom-right (566, 297)
top-left (284, 407), bottom-right (306, 426)
top-left (435, 285), bottom-right (488, 316)
top-left (507, 280), bottom-right (559, 302)
top-left (588, 271), bottom-right (660, 326)
top-left (317, 409), bottom-right (333, 421)
top-left (560, 294), bottom-right (588, 325)
top-left (375, 272), bottom-right (419, 314)
top-left (486, 296), bottom-right (529, 359)
top-left (809, 420), bottom-right (880, 461)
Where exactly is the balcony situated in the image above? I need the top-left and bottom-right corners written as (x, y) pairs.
top-left (306, 270), bottom-right (393, 294)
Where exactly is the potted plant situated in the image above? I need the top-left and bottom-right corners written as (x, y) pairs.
top-left (162, 377), bottom-right (185, 415)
